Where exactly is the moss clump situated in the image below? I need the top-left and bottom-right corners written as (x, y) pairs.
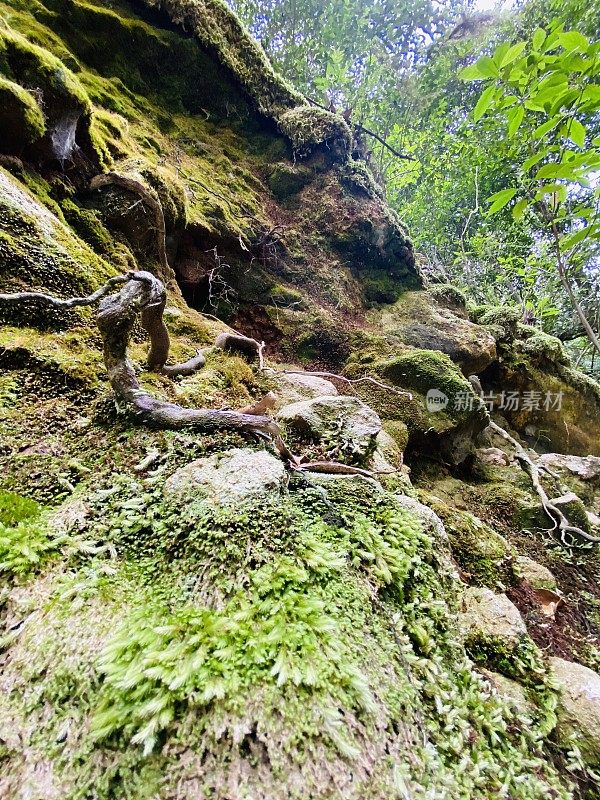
top-left (0, 25), bottom-right (97, 163)
top-left (140, 0), bottom-right (304, 116)
top-left (470, 305), bottom-right (521, 341)
top-left (0, 516), bottom-right (65, 579)
top-left (278, 106), bottom-right (352, 159)
top-left (338, 158), bottom-right (383, 198)
top-left (377, 348), bottom-right (475, 402)
top-left (0, 75), bottom-right (45, 152)
top-left (427, 283), bottom-right (467, 312)
top-left (519, 331), bottom-right (569, 365)
top-left (0, 490), bottom-right (41, 527)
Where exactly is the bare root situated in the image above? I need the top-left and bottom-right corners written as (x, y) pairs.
top-left (469, 376), bottom-right (599, 545)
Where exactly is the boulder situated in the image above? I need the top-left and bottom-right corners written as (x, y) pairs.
top-left (550, 657), bottom-right (600, 766)
top-left (514, 556), bottom-right (558, 591)
top-left (271, 371), bottom-right (338, 409)
top-left (163, 448), bottom-right (286, 508)
top-left (374, 290), bottom-right (497, 375)
top-left (538, 454), bottom-right (600, 483)
top-left (459, 587), bottom-right (527, 643)
top-left (277, 395), bottom-right (381, 461)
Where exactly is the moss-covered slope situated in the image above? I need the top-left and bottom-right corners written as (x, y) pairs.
top-left (1, 1), bottom-right (600, 798)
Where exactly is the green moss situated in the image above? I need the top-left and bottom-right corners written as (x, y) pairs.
top-left (465, 633), bottom-right (558, 736)
top-left (278, 106), bottom-right (352, 159)
top-left (376, 348), bottom-right (475, 401)
top-left (470, 305), bottom-right (521, 341)
top-left (338, 157), bottom-right (383, 198)
top-left (0, 516), bottom-right (64, 579)
top-left (267, 162), bottom-right (311, 201)
top-left (0, 75), bottom-right (45, 152)
top-left (140, 0), bottom-right (304, 117)
top-left (427, 283), bottom-right (467, 311)
top-left (519, 331), bottom-right (569, 365)
top-left (421, 493), bottom-right (515, 587)
top-left (0, 489), bottom-right (41, 526)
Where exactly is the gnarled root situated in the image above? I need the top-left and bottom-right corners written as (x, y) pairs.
top-left (469, 375), bottom-right (599, 545)
top-left (96, 272), bottom-right (280, 438)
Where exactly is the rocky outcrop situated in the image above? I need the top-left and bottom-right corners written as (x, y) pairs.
top-left (163, 448), bottom-right (287, 507)
top-left (551, 657), bottom-right (600, 767)
top-left (277, 395), bottom-right (382, 462)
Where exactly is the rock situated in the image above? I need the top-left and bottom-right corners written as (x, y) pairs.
top-left (271, 371), bottom-right (338, 409)
top-left (375, 290), bottom-right (497, 375)
top-left (552, 492), bottom-right (593, 534)
top-left (459, 587), bottom-right (527, 642)
top-left (514, 556), bottom-right (557, 591)
top-left (163, 448), bottom-right (287, 508)
top-left (277, 395), bottom-right (381, 460)
top-left (550, 657), bottom-right (600, 766)
top-left (476, 447), bottom-right (510, 467)
top-left (538, 454), bottom-right (600, 483)
top-left (480, 669), bottom-right (535, 717)
top-left (370, 430), bottom-right (404, 472)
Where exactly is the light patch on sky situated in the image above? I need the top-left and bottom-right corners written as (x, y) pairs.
top-left (473, 0), bottom-right (514, 11)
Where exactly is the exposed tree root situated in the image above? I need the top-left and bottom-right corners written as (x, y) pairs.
top-left (89, 173), bottom-right (171, 281)
top-left (266, 368), bottom-right (413, 398)
top-left (469, 376), bottom-right (600, 545)
top-left (1, 272), bottom-right (279, 440)
top-left (0, 273), bottom-right (380, 475)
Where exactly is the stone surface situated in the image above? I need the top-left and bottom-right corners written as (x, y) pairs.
top-left (538, 454), bottom-right (600, 483)
top-left (271, 371), bottom-right (338, 409)
top-left (163, 448), bottom-right (287, 507)
top-left (514, 556), bottom-right (557, 591)
top-left (370, 430), bottom-right (404, 473)
top-left (277, 395), bottom-right (381, 460)
top-left (459, 587), bottom-right (527, 642)
top-left (476, 447), bottom-right (510, 467)
top-left (550, 656), bottom-right (600, 766)
top-left (480, 669), bottom-right (535, 717)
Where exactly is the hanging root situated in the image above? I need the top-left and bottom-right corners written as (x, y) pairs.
top-left (469, 376), bottom-right (600, 545)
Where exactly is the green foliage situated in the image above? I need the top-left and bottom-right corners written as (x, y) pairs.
top-left (463, 20), bottom-right (600, 353)
top-left (0, 490), bottom-right (40, 527)
top-left (0, 518), bottom-right (63, 578)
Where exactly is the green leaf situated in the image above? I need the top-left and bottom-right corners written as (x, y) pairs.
top-left (473, 85), bottom-right (496, 122)
top-left (535, 183), bottom-right (567, 202)
top-left (535, 162), bottom-right (577, 180)
top-left (500, 42), bottom-right (527, 68)
top-left (523, 151), bottom-right (546, 171)
top-left (532, 29), bottom-right (546, 50)
top-left (557, 31), bottom-right (590, 53)
top-left (487, 188), bottom-right (517, 214)
top-left (460, 63), bottom-right (488, 81)
top-left (475, 56), bottom-right (500, 79)
top-left (568, 118), bottom-right (586, 147)
top-left (507, 105), bottom-right (525, 137)
top-left (512, 197), bottom-right (529, 221)
top-left (533, 115), bottom-right (562, 139)
top-left (560, 226), bottom-right (595, 250)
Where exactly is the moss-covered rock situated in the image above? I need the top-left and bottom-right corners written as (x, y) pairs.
top-left (347, 347), bottom-right (488, 464)
top-left (0, 75), bottom-right (45, 153)
top-left (373, 290), bottom-right (497, 374)
top-left (278, 106), bottom-right (352, 160)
